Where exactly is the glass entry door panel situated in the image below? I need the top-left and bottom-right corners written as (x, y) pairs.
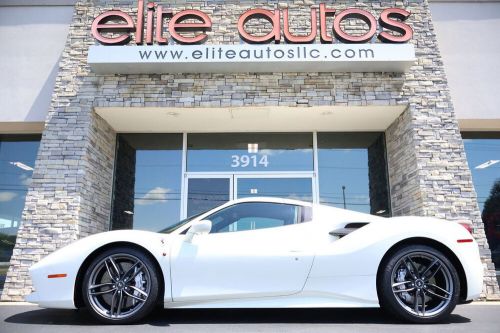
top-left (236, 177), bottom-right (313, 202)
top-left (186, 177), bottom-right (231, 217)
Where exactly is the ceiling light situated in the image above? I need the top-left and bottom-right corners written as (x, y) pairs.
top-left (9, 162), bottom-right (34, 171)
top-left (248, 143), bottom-right (258, 153)
top-left (475, 160), bottom-right (500, 169)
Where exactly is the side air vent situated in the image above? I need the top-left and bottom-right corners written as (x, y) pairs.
top-left (329, 222), bottom-right (369, 238)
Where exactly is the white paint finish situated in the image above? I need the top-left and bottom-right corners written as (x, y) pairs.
top-left (95, 105), bottom-right (407, 133)
top-left (170, 222), bottom-right (315, 301)
top-left (26, 229), bottom-right (170, 308)
top-left (26, 197), bottom-right (483, 310)
top-left (430, 2), bottom-right (500, 121)
top-left (88, 44), bottom-right (416, 74)
top-left (0, 6), bottom-right (73, 123)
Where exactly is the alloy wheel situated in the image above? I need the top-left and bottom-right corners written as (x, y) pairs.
top-left (86, 253), bottom-right (152, 320)
top-left (390, 251), bottom-right (454, 318)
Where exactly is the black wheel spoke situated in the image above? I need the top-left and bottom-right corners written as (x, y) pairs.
top-left (108, 257), bottom-right (121, 278)
top-left (413, 289), bottom-right (419, 315)
top-left (129, 286), bottom-right (149, 298)
top-left (104, 260), bottom-right (117, 281)
top-left (89, 287), bottom-right (116, 296)
top-left (420, 289), bottom-right (426, 316)
top-left (404, 256), bottom-right (420, 279)
top-left (110, 290), bottom-right (118, 317)
top-left (116, 291), bottom-right (124, 316)
top-left (123, 261), bottom-right (142, 282)
top-left (422, 259), bottom-right (442, 281)
top-left (393, 287), bottom-right (415, 293)
top-left (427, 283), bottom-right (451, 296)
top-left (124, 289), bottom-right (147, 302)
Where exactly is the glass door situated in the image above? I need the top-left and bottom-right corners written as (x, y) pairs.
top-left (235, 175), bottom-right (314, 202)
top-left (184, 174), bottom-right (233, 217)
top-left (183, 173), bottom-right (315, 218)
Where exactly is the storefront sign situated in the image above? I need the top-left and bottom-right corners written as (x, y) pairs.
top-left (88, 43), bottom-right (415, 74)
top-left (88, 1), bottom-right (416, 73)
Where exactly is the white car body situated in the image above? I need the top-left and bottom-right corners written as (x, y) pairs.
top-left (26, 197), bottom-right (483, 310)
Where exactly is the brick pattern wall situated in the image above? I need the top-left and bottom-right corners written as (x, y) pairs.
top-left (2, 0), bottom-right (498, 301)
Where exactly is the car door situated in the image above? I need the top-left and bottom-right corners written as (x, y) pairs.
top-left (169, 202), bottom-right (316, 302)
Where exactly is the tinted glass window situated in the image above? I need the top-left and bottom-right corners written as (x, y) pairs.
top-left (462, 133), bottom-right (500, 284)
top-left (0, 135), bottom-right (40, 290)
top-left (317, 133), bottom-right (389, 216)
top-left (187, 133), bottom-right (313, 172)
top-left (111, 134), bottom-right (182, 232)
top-left (205, 202), bottom-right (309, 233)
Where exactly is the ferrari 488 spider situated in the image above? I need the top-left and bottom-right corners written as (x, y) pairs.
top-left (26, 197), bottom-right (483, 324)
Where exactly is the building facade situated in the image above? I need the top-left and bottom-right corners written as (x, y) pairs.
top-left (0, 0), bottom-right (499, 301)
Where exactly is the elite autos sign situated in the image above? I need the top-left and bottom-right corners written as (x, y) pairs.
top-left (87, 1), bottom-right (416, 74)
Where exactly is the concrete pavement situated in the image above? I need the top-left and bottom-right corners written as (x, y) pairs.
top-left (1, 303), bottom-right (500, 333)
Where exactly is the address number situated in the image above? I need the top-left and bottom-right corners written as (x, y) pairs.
top-left (231, 155), bottom-right (269, 168)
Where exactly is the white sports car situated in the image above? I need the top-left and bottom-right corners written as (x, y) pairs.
top-left (26, 197), bottom-right (483, 324)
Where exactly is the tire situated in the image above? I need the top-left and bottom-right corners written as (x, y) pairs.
top-left (82, 246), bottom-right (160, 324)
top-left (378, 244), bottom-right (460, 324)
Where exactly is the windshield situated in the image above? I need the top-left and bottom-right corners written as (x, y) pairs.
top-left (157, 211), bottom-right (205, 234)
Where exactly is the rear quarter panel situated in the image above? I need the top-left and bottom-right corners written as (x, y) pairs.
top-left (303, 216), bottom-right (482, 305)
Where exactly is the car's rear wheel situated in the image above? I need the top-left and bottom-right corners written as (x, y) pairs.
top-left (379, 244), bottom-right (460, 323)
top-left (82, 246), bottom-right (160, 324)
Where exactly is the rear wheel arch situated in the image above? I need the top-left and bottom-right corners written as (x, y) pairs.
top-left (376, 237), bottom-right (468, 303)
top-left (73, 241), bottom-right (165, 308)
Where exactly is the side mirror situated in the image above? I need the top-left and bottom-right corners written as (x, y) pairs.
top-left (185, 220), bottom-right (212, 242)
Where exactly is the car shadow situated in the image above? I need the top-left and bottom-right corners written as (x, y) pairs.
top-left (5, 307), bottom-right (471, 326)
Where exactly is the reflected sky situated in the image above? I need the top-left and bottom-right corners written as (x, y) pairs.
top-left (463, 139), bottom-right (500, 211)
top-left (318, 148), bottom-right (370, 213)
top-left (0, 138), bottom-right (40, 235)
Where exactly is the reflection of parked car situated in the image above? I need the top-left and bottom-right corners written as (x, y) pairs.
top-left (27, 197), bottom-right (482, 324)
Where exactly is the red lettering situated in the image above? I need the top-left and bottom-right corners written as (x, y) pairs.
top-left (238, 9), bottom-right (280, 44)
top-left (378, 8), bottom-right (413, 43)
top-left (168, 10), bottom-right (212, 44)
top-left (146, 2), bottom-right (155, 44)
top-left (319, 3), bottom-right (335, 43)
top-left (135, 0), bottom-right (144, 44)
top-left (91, 11), bottom-right (134, 45)
top-left (155, 6), bottom-right (172, 44)
top-left (283, 8), bottom-right (317, 43)
top-left (90, 2), bottom-right (413, 45)
top-left (333, 8), bottom-right (377, 43)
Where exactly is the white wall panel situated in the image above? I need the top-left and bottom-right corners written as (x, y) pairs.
top-left (431, 2), bottom-right (500, 121)
top-left (0, 6), bottom-right (73, 124)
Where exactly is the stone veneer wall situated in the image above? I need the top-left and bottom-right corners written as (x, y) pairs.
top-left (2, 0), bottom-right (498, 300)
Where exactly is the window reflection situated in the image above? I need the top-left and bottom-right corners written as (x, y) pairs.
top-left (187, 133), bottom-right (313, 172)
top-left (462, 133), bottom-right (500, 284)
top-left (112, 134), bottom-right (182, 232)
top-left (0, 135), bottom-right (40, 291)
top-left (317, 133), bottom-right (389, 216)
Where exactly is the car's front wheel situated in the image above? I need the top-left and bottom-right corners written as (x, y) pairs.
top-left (378, 244), bottom-right (460, 323)
top-left (82, 246), bottom-right (160, 324)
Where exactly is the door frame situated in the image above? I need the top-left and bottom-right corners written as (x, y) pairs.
top-left (182, 171), bottom-right (316, 219)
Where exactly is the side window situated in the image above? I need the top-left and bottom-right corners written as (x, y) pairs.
top-left (206, 202), bottom-right (311, 233)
